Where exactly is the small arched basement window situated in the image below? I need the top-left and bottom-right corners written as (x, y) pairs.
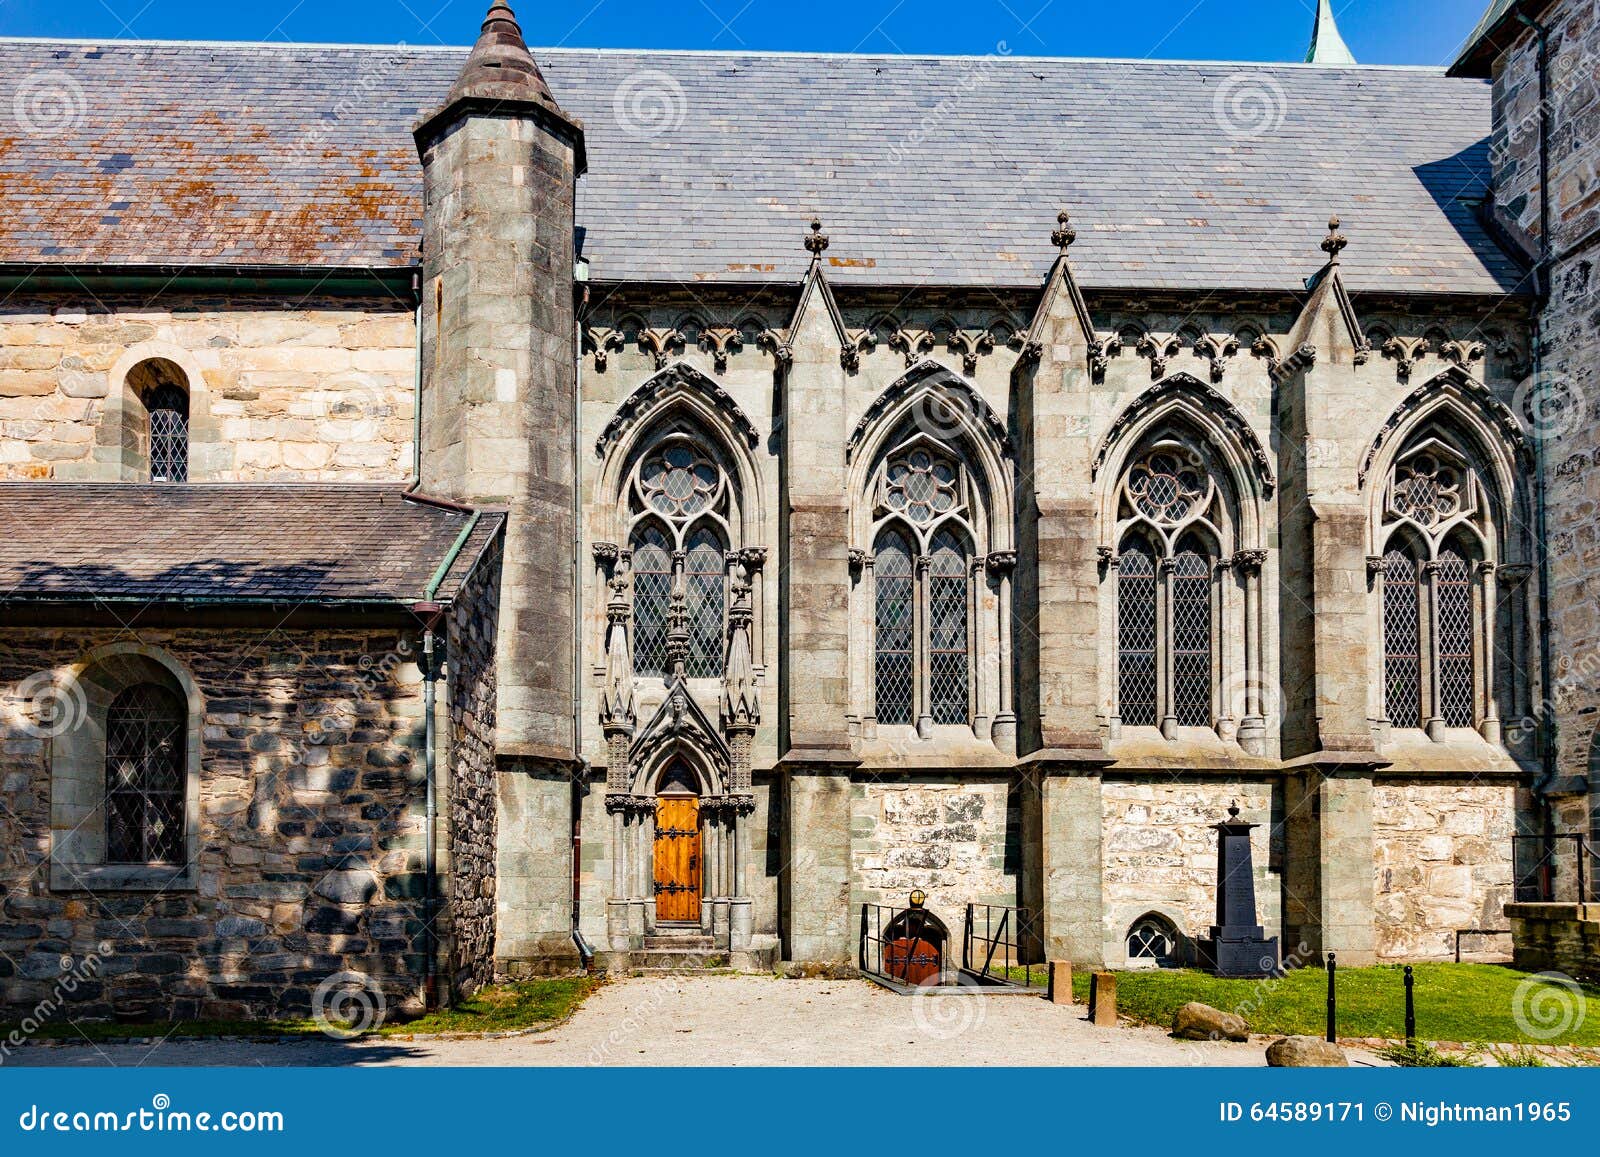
top-left (1126, 913), bottom-right (1180, 967)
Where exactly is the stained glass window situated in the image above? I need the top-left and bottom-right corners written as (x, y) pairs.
top-left (1436, 549), bottom-right (1474, 727)
top-left (1383, 548), bottom-right (1421, 727)
top-left (631, 525), bottom-right (673, 678)
top-left (1171, 547), bottom-right (1212, 727)
top-left (145, 383), bottom-right (188, 483)
top-left (685, 527), bottom-right (726, 678)
top-left (874, 530), bottom-right (915, 726)
top-left (104, 683), bottom-right (186, 864)
top-left (1118, 544), bottom-right (1157, 727)
top-left (928, 530), bottom-right (968, 725)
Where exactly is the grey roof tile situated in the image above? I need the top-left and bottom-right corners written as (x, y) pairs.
top-left (0, 482), bottom-right (503, 604)
top-left (0, 39), bottom-right (1523, 294)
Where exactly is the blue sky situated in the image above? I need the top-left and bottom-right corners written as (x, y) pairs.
top-left (0, 0), bottom-right (1491, 66)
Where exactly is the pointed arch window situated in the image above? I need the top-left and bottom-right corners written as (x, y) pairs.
top-left (1109, 440), bottom-right (1237, 735)
top-left (874, 529), bottom-right (916, 726)
top-left (1382, 547), bottom-right (1422, 727)
top-left (1117, 543), bottom-right (1158, 727)
top-left (630, 525), bottom-right (673, 678)
top-left (864, 441), bottom-right (984, 733)
top-left (620, 430), bottom-right (736, 682)
top-left (1375, 436), bottom-right (1501, 736)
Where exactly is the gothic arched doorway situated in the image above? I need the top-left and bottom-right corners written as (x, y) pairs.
top-left (653, 761), bottom-right (702, 923)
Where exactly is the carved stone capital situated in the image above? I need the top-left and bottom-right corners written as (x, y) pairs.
top-left (848, 547), bottom-right (868, 572)
top-left (985, 549), bottom-right (1018, 576)
top-left (1366, 554), bottom-right (1387, 577)
top-left (1231, 548), bottom-right (1267, 574)
top-left (1097, 545), bottom-right (1119, 569)
top-left (1497, 562), bottom-right (1533, 587)
top-left (592, 541), bottom-right (620, 566)
top-left (738, 546), bottom-right (768, 570)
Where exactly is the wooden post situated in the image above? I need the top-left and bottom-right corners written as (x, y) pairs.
top-left (1089, 971), bottom-right (1117, 1026)
top-left (1048, 960), bottom-right (1073, 1005)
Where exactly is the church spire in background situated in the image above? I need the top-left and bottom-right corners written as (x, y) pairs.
top-left (1305, 0), bottom-right (1357, 65)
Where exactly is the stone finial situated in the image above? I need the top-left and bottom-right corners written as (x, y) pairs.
top-left (1321, 215), bottom-right (1347, 263)
top-left (805, 218), bottom-right (830, 259)
top-left (1052, 209), bottom-right (1077, 252)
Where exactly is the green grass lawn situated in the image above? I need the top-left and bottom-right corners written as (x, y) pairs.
top-left (1066, 963), bottom-right (1600, 1046)
top-left (0, 976), bottom-right (601, 1043)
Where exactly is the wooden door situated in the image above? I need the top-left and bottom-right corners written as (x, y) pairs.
top-left (653, 797), bottom-right (701, 922)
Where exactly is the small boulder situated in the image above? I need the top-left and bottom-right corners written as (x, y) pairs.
top-left (1172, 1001), bottom-right (1249, 1042)
top-left (1266, 1035), bottom-right (1348, 1067)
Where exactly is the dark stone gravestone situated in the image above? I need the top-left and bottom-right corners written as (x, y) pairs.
top-left (1196, 802), bottom-right (1279, 978)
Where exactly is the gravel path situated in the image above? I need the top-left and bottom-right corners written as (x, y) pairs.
top-left (8, 975), bottom-right (1277, 1067)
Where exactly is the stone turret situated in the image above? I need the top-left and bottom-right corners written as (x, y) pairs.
top-left (414, 1), bottom-right (586, 968)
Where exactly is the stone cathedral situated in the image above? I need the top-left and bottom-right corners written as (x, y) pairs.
top-left (0, 0), bottom-right (1596, 1019)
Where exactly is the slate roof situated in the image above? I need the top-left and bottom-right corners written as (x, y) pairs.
top-left (0, 483), bottom-right (502, 604)
top-left (0, 38), bottom-right (1522, 294)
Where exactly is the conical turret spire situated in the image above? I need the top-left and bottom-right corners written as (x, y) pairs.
top-left (1305, 0), bottom-right (1356, 65)
top-left (445, 1), bottom-right (558, 108)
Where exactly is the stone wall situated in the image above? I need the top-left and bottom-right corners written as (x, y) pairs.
top-left (1505, 902), bottom-right (1600, 979)
top-left (1488, 0), bottom-right (1600, 838)
top-left (0, 625), bottom-right (429, 1021)
top-left (1100, 779), bottom-right (1280, 964)
top-left (444, 539), bottom-right (502, 996)
top-left (0, 298), bottom-right (415, 482)
top-left (1372, 781), bottom-right (1518, 960)
top-left (850, 776), bottom-right (1018, 962)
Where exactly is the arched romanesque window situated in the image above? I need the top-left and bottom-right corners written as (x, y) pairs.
top-left (104, 682), bottom-right (187, 863)
top-left (623, 433), bottom-right (733, 680)
top-left (868, 446), bottom-right (978, 733)
top-left (1110, 442), bottom-right (1231, 734)
top-left (1377, 438), bottom-right (1496, 734)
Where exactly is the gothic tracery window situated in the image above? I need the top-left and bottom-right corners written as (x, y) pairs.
top-left (1111, 441), bottom-right (1229, 733)
top-left (623, 431), bottom-right (734, 681)
top-left (1376, 437), bottom-right (1497, 734)
top-left (868, 443), bottom-right (979, 731)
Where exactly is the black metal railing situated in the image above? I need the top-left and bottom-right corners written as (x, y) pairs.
top-left (961, 904), bottom-right (1044, 989)
top-left (1513, 833), bottom-right (1599, 903)
top-left (859, 903), bottom-right (945, 985)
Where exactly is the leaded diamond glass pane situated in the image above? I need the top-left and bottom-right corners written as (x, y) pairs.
top-left (685, 528), bottom-right (726, 678)
top-left (103, 682), bottom-right (186, 864)
top-left (1437, 549), bottom-right (1474, 727)
top-left (928, 529), bottom-right (968, 725)
top-left (874, 531), bottom-right (914, 725)
top-left (1172, 548), bottom-right (1212, 727)
top-left (1383, 549), bottom-right (1421, 727)
top-left (1118, 545), bottom-right (1157, 727)
top-left (631, 525), bottom-right (673, 678)
top-left (145, 383), bottom-right (188, 483)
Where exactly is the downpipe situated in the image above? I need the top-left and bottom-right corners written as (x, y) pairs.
top-left (421, 610), bottom-right (442, 1008)
top-left (570, 270), bottom-right (595, 971)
